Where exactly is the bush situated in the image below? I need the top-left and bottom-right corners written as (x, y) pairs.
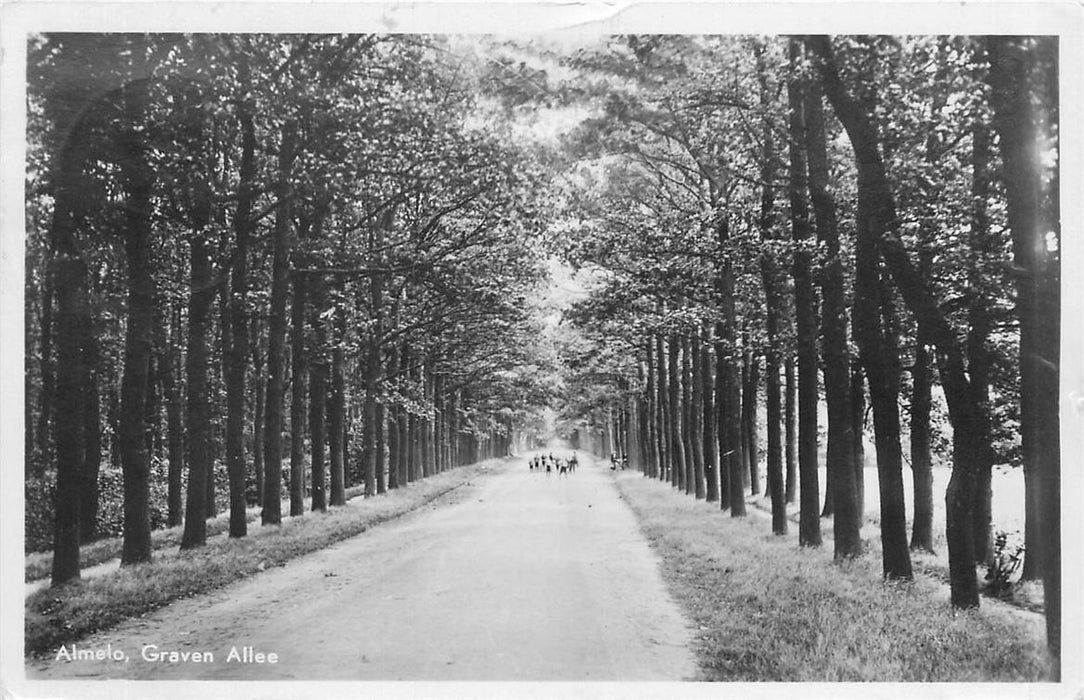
top-left (26, 456), bottom-right (182, 552)
top-left (985, 529), bottom-right (1025, 597)
top-left (25, 476), bottom-right (56, 553)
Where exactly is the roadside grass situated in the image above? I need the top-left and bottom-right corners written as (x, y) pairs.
top-left (747, 487), bottom-right (1044, 614)
top-left (25, 511), bottom-right (258, 583)
top-left (25, 459), bottom-right (508, 657)
top-left (25, 483), bottom-right (373, 583)
top-left (613, 471), bottom-right (1051, 682)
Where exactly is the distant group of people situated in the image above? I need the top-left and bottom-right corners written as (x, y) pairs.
top-left (610, 452), bottom-right (628, 471)
top-left (529, 452), bottom-right (579, 477)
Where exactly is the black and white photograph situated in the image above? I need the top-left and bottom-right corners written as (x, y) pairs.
top-left (1, 2), bottom-right (1081, 697)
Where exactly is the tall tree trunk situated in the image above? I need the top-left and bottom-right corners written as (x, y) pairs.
top-left (642, 346), bottom-right (655, 478)
top-left (80, 328), bottom-right (102, 543)
top-left (208, 280), bottom-right (227, 520)
top-left (48, 112), bottom-right (92, 586)
top-left (224, 72), bottom-right (256, 538)
top-left (667, 333), bottom-right (687, 492)
top-left (397, 342), bottom-right (412, 487)
top-left (741, 345), bottom-right (760, 495)
top-left (253, 342), bottom-right (265, 509)
top-left (309, 282), bottom-right (329, 512)
top-left (425, 367), bottom-right (436, 475)
top-left (37, 270), bottom-right (56, 472)
top-left (784, 356), bottom-right (797, 504)
top-left (363, 343), bottom-right (379, 495)
top-left (715, 216), bottom-right (745, 517)
top-left (810, 34), bottom-right (993, 598)
top-left (143, 347), bottom-right (158, 464)
top-left (261, 122), bottom-right (297, 526)
top-left (910, 320), bottom-right (936, 553)
top-left (987, 34), bottom-right (1060, 668)
top-left (851, 360), bottom-right (866, 517)
top-left (181, 191), bottom-right (214, 550)
top-left (765, 354), bottom-right (786, 535)
top-left (680, 335), bottom-right (695, 493)
top-left (689, 333), bottom-right (706, 499)
top-left (117, 82), bottom-right (155, 565)
top-left (809, 37), bottom-right (908, 575)
top-left (414, 361), bottom-right (427, 483)
top-left (701, 325), bottom-right (718, 500)
top-left (290, 267), bottom-right (308, 516)
top-left (908, 45), bottom-right (947, 556)
top-left (328, 290), bottom-right (347, 506)
top-left (163, 303), bottom-right (185, 527)
top-left (754, 38), bottom-right (786, 532)
top-left (906, 101), bottom-right (941, 549)
top-left (656, 331), bottom-right (672, 484)
top-left (370, 212), bottom-right (389, 493)
top-left (387, 343), bottom-right (400, 490)
top-left (376, 391), bottom-right (388, 492)
top-left (788, 38), bottom-right (821, 547)
top-left (870, 277), bottom-right (913, 578)
top-left (805, 72), bottom-right (862, 558)
top-left (964, 112), bottom-right (996, 567)
top-left (638, 359), bottom-right (652, 476)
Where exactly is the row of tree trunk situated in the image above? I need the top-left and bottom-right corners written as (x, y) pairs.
top-left (44, 88), bottom-right (516, 586)
top-left (591, 35), bottom-right (1060, 669)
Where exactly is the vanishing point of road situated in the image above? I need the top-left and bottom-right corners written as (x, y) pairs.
top-left (28, 454), bottom-right (697, 681)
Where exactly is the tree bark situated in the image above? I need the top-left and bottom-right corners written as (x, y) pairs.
top-left (810, 34), bottom-right (993, 596)
top-left (986, 34), bottom-right (1061, 666)
top-left (181, 188), bottom-right (214, 550)
top-left (689, 333), bottom-right (706, 499)
top-left (754, 37), bottom-right (785, 532)
top-left (667, 333), bottom-right (687, 493)
top-left (870, 277), bottom-right (913, 578)
top-left (701, 324), bottom-right (719, 501)
top-left (387, 343), bottom-right (400, 490)
top-left (262, 122), bottom-right (297, 526)
top-left (784, 356), bottom-right (797, 504)
top-left (910, 320), bottom-right (936, 553)
top-left (788, 38), bottom-right (821, 547)
top-left (80, 328), bottom-right (102, 543)
top-left (851, 360), bottom-right (867, 516)
top-left (290, 265), bottom-right (308, 516)
top-left (743, 345), bottom-right (760, 495)
top-left (805, 72), bottom-right (862, 558)
top-left (164, 303), bottom-right (185, 526)
top-left (309, 281), bottom-right (329, 512)
top-left (656, 331), bottom-right (672, 484)
top-left (328, 291), bottom-right (347, 506)
top-left (964, 110), bottom-right (997, 567)
top-left (253, 342), bottom-right (265, 508)
top-left (117, 81), bottom-right (155, 565)
top-left (715, 217), bottom-right (745, 517)
top-left (36, 269), bottom-right (55, 472)
top-left (398, 342), bottom-right (412, 487)
top-left (224, 69), bottom-right (256, 538)
top-left (376, 388), bottom-right (388, 491)
top-left (48, 109), bottom-right (92, 586)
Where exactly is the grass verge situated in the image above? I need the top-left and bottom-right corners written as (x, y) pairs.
top-left (25, 511), bottom-right (258, 583)
top-left (25, 459), bottom-right (508, 657)
top-left (25, 484), bottom-right (375, 583)
top-left (746, 492), bottom-right (1045, 614)
top-left (613, 471), bottom-right (1052, 682)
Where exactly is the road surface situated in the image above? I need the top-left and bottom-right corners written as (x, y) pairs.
top-left (27, 455), bottom-right (698, 681)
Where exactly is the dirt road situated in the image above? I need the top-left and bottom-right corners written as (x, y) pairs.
top-left (27, 455), bottom-right (698, 681)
